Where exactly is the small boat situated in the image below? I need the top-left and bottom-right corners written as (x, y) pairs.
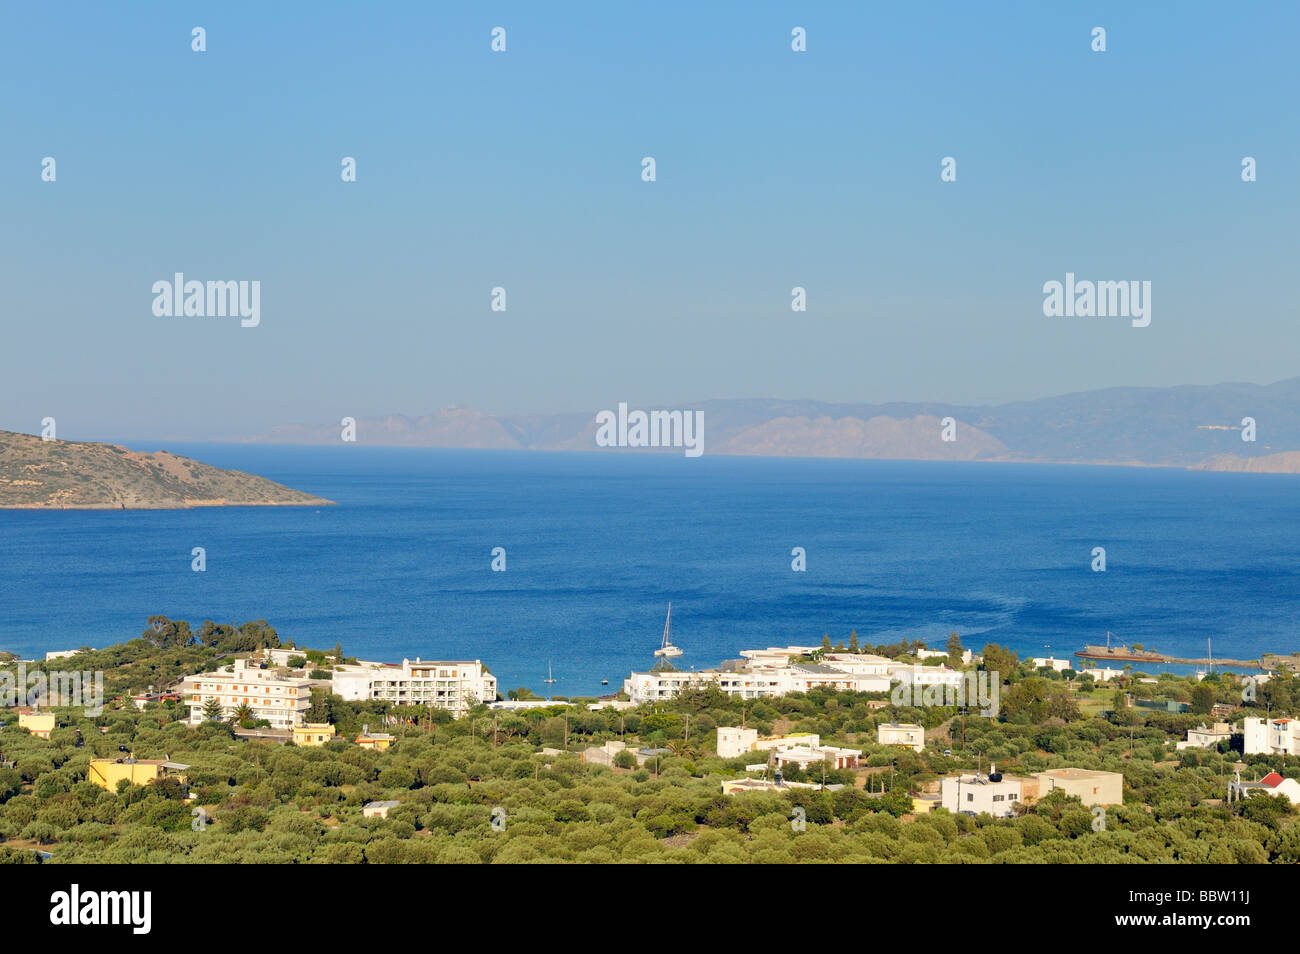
top-left (601, 679), bottom-right (609, 685)
top-left (543, 661), bottom-right (557, 685)
top-left (653, 603), bottom-right (683, 658)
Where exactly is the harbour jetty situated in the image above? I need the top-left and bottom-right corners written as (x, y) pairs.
top-left (1075, 644), bottom-right (1163, 664)
top-left (1075, 643), bottom-right (1264, 669)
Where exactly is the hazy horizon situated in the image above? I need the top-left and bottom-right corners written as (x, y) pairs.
top-left (5, 372), bottom-right (1300, 444)
top-left (4, 2), bottom-right (1297, 442)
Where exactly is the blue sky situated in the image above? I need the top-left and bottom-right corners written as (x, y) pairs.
top-left (2, 1), bottom-right (1296, 439)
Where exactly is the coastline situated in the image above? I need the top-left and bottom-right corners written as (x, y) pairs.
top-left (0, 498), bottom-right (335, 511)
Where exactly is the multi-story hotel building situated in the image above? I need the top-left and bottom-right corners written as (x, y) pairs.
top-left (181, 658), bottom-right (313, 728)
top-left (331, 658), bottom-right (497, 717)
top-left (623, 646), bottom-right (919, 705)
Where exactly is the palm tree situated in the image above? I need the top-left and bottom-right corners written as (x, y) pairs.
top-left (230, 703), bottom-right (253, 723)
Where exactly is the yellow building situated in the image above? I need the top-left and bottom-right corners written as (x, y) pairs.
top-left (356, 729), bottom-right (393, 751)
top-left (17, 710), bottom-right (55, 739)
top-left (87, 758), bottom-right (189, 791)
top-left (293, 723), bottom-right (337, 746)
top-left (911, 794), bottom-right (942, 814)
top-left (1034, 768), bottom-right (1123, 807)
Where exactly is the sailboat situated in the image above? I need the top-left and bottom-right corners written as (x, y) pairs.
top-left (1195, 639), bottom-right (1212, 681)
top-left (653, 603), bottom-right (683, 658)
top-left (543, 661), bottom-right (557, 685)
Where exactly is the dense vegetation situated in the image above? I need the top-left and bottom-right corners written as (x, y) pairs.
top-left (1, 631), bottom-right (1298, 863)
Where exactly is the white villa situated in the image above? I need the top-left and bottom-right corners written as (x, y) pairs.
top-left (941, 770), bottom-right (1023, 818)
top-left (1229, 771), bottom-right (1300, 805)
top-left (1177, 722), bottom-right (1235, 751)
top-left (772, 745), bottom-right (861, 771)
top-left (918, 647), bottom-right (974, 664)
top-left (877, 722), bottom-right (926, 752)
top-left (1244, 717), bottom-right (1300, 756)
top-left (1075, 666), bottom-right (1126, 682)
top-left (716, 726), bottom-right (859, 770)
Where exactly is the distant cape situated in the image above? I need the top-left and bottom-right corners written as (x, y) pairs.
top-left (246, 378), bottom-right (1300, 473)
top-left (0, 431), bottom-right (333, 510)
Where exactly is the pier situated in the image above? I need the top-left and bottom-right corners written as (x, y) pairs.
top-left (1076, 647), bottom-right (1265, 669)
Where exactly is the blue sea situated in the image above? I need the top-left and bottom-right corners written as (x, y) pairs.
top-left (2, 445), bottom-right (1296, 695)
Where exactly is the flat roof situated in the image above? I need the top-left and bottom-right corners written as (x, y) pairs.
top-left (792, 663), bottom-right (850, 675)
top-left (90, 758), bottom-right (189, 770)
top-left (948, 773), bottom-right (1023, 785)
top-left (1038, 767), bottom-right (1121, 780)
top-left (404, 660), bottom-right (481, 665)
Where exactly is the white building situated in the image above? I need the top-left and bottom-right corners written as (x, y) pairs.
top-left (1031, 656), bottom-right (1072, 673)
top-left (331, 664), bottom-right (382, 701)
top-left (362, 800), bottom-right (401, 818)
top-left (332, 659), bottom-right (496, 717)
top-left (624, 669), bottom-right (715, 702)
top-left (823, 653), bottom-right (898, 677)
top-left (783, 663), bottom-right (891, 694)
top-left (717, 726), bottom-right (760, 758)
top-left (622, 641), bottom-right (982, 708)
top-left (581, 740), bottom-right (630, 767)
top-left (738, 646), bottom-right (820, 667)
top-left (722, 777), bottom-right (824, 795)
top-left (488, 699), bottom-right (572, 710)
top-left (181, 658), bottom-right (313, 728)
top-left (1177, 722), bottom-right (1235, 751)
top-left (753, 733), bottom-right (820, 753)
top-left (717, 728), bottom-right (859, 770)
top-left (256, 647), bottom-right (337, 668)
top-left (888, 663), bottom-right (966, 689)
top-left (1229, 771), bottom-right (1300, 805)
top-left (586, 700), bottom-right (637, 712)
top-left (719, 669), bottom-right (798, 697)
top-left (1082, 667), bottom-right (1126, 683)
top-left (878, 722), bottom-right (926, 752)
top-left (1035, 768), bottom-right (1123, 807)
top-left (772, 745), bottom-right (861, 771)
top-left (623, 663), bottom-right (893, 704)
top-left (917, 647), bottom-right (974, 665)
top-left (717, 728), bottom-right (822, 758)
top-left (1244, 717), bottom-right (1300, 756)
top-left (941, 771), bottom-right (1022, 818)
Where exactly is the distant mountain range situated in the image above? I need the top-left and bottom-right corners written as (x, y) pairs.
top-left (0, 431), bottom-right (333, 509)
top-left (249, 378), bottom-right (1300, 473)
